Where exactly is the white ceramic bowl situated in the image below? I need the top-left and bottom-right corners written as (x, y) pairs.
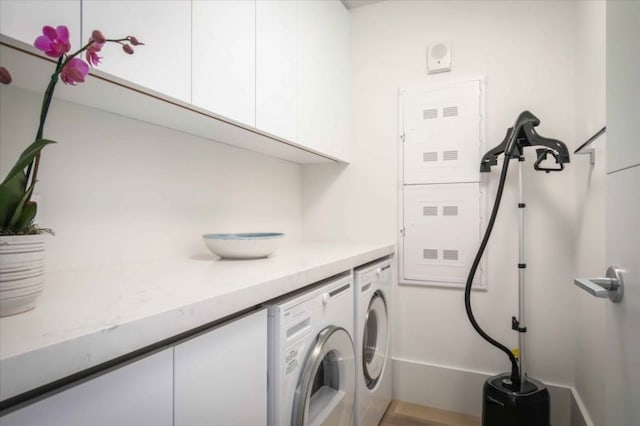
top-left (202, 233), bottom-right (284, 259)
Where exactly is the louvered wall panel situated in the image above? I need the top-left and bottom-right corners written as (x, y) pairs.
top-left (399, 78), bottom-right (486, 288)
top-left (402, 183), bottom-right (483, 285)
top-left (402, 80), bottom-right (481, 184)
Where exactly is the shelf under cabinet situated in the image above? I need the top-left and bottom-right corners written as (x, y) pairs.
top-left (0, 35), bottom-right (342, 165)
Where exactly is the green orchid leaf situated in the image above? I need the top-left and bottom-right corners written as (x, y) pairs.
top-left (1, 138), bottom-right (56, 185)
top-left (0, 171), bottom-right (27, 227)
top-left (7, 182), bottom-right (35, 228)
top-left (14, 201), bottom-right (38, 230)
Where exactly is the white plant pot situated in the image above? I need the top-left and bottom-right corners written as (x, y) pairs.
top-left (0, 267), bottom-right (45, 282)
top-left (0, 234), bottom-right (46, 317)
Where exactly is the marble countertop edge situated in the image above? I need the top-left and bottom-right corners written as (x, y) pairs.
top-left (0, 241), bottom-right (394, 402)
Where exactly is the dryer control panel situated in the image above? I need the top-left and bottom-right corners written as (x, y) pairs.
top-left (283, 300), bottom-right (313, 377)
top-left (357, 261), bottom-right (392, 296)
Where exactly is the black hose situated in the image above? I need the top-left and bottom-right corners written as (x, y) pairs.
top-left (464, 153), bottom-right (520, 388)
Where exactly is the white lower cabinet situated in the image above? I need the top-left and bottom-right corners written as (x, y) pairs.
top-left (174, 309), bottom-right (268, 426)
top-left (1, 349), bottom-right (173, 426)
top-left (1, 310), bottom-right (267, 425)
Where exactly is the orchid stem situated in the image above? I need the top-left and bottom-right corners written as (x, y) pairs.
top-left (25, 56), bottom-right (63, 190)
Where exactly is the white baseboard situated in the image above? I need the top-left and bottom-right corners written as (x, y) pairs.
top-left (391, 357), bottom-right (488, 417)
top-left (569, 387), bottom-right (594, 426)
top-left (392, 357), bottom-right (591, 426)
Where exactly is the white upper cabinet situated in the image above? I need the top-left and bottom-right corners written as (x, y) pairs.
top-left (192, 0), bottom-right (256, 127)
top-left (1, 0), bottom-right (351, 163)
top-left (607, 1), bottom-right (640, 173)
top-left (0, 0), bottom-right (81, 48)
top-left (82, 0), bottom-right (191, 103)
top-left (256, 0), bottom-right (297, 142)
top-left (297, 0), bottom-right (351, 161)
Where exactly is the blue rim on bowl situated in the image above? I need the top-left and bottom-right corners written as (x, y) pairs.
top-left (202, 233), bottom-right (284, 240)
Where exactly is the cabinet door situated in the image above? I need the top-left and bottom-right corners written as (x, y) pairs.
top-left (256, 0), bottom-right (297, 141)
top-left (0, 0), bottom-right (81, 48)
top-left (297, 0), bottom-right (350, 161)
top-left (82, 0), bottom-right (191, 102)
top-left (192, 0), bottom-right (256, 127)
top-left (0, 349), bottom-right (173, 426)
top-left (174, 309), bottom-right (267, 426)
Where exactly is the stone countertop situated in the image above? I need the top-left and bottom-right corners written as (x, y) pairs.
top-left (0, 241), bottom-right (394, 402)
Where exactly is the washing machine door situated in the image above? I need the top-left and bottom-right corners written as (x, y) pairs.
top-left (363, 291), bottom-right (389, 389)
top-left (292, 326), bottom-right (355, 426)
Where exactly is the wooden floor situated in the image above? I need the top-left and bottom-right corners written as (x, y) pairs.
top-left (380, 400), bottom-right (481, 426)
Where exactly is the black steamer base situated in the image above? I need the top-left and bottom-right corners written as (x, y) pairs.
top-left (483, 373), bottom-right (550, 426)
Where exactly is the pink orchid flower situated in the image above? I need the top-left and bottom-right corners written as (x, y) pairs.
top-left (60, 58), bottom-right (89, 85)
top-left (0, 66), bottom-right (11, 85)
top-left (85, 38), bottom-right (104, 67)
top-left (34, 25), bottom-right (71, 58)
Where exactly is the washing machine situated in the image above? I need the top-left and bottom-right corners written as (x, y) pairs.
top-left (354, 258), bottom-right (392, 426)
top-left (267, 273), bottom-right (356, 426)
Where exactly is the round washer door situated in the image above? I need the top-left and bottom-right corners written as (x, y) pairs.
top-left (292, 326), bottom-right (355, 426)
top-left (363, 291), bottom-right (389, 389)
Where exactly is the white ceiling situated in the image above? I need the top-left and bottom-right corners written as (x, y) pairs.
top-left (341, 0), bottom-right (387, 10)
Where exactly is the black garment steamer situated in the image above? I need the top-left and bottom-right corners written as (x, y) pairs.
top-left (465, 111), bottom-right (570, 426)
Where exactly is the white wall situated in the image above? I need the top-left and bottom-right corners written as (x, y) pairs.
top-left (0, 86), bottom-right (302, 272)
top-left (303, 0), bottom-right (578, 415)
top-left (572, 2), bottom-right (606, 425)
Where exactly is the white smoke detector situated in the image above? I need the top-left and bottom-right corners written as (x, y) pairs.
top-left (427, 41), bottom-right (452, 74)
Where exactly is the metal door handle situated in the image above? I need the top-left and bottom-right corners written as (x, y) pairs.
top-left (574, 266), bottom-right (624, 303)
top-left (573, 278), bottom-right (611, 298)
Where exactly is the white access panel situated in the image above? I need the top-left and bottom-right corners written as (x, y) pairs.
top-left (402, 80), bottom-right (482, 184)
top-left (401, 183), bottom-right (484, 287)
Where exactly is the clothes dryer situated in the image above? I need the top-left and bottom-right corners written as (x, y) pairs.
top-left (267, 274), bottom-right (356, 426)
top-left (354, 259), bottom-right (392, 426)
